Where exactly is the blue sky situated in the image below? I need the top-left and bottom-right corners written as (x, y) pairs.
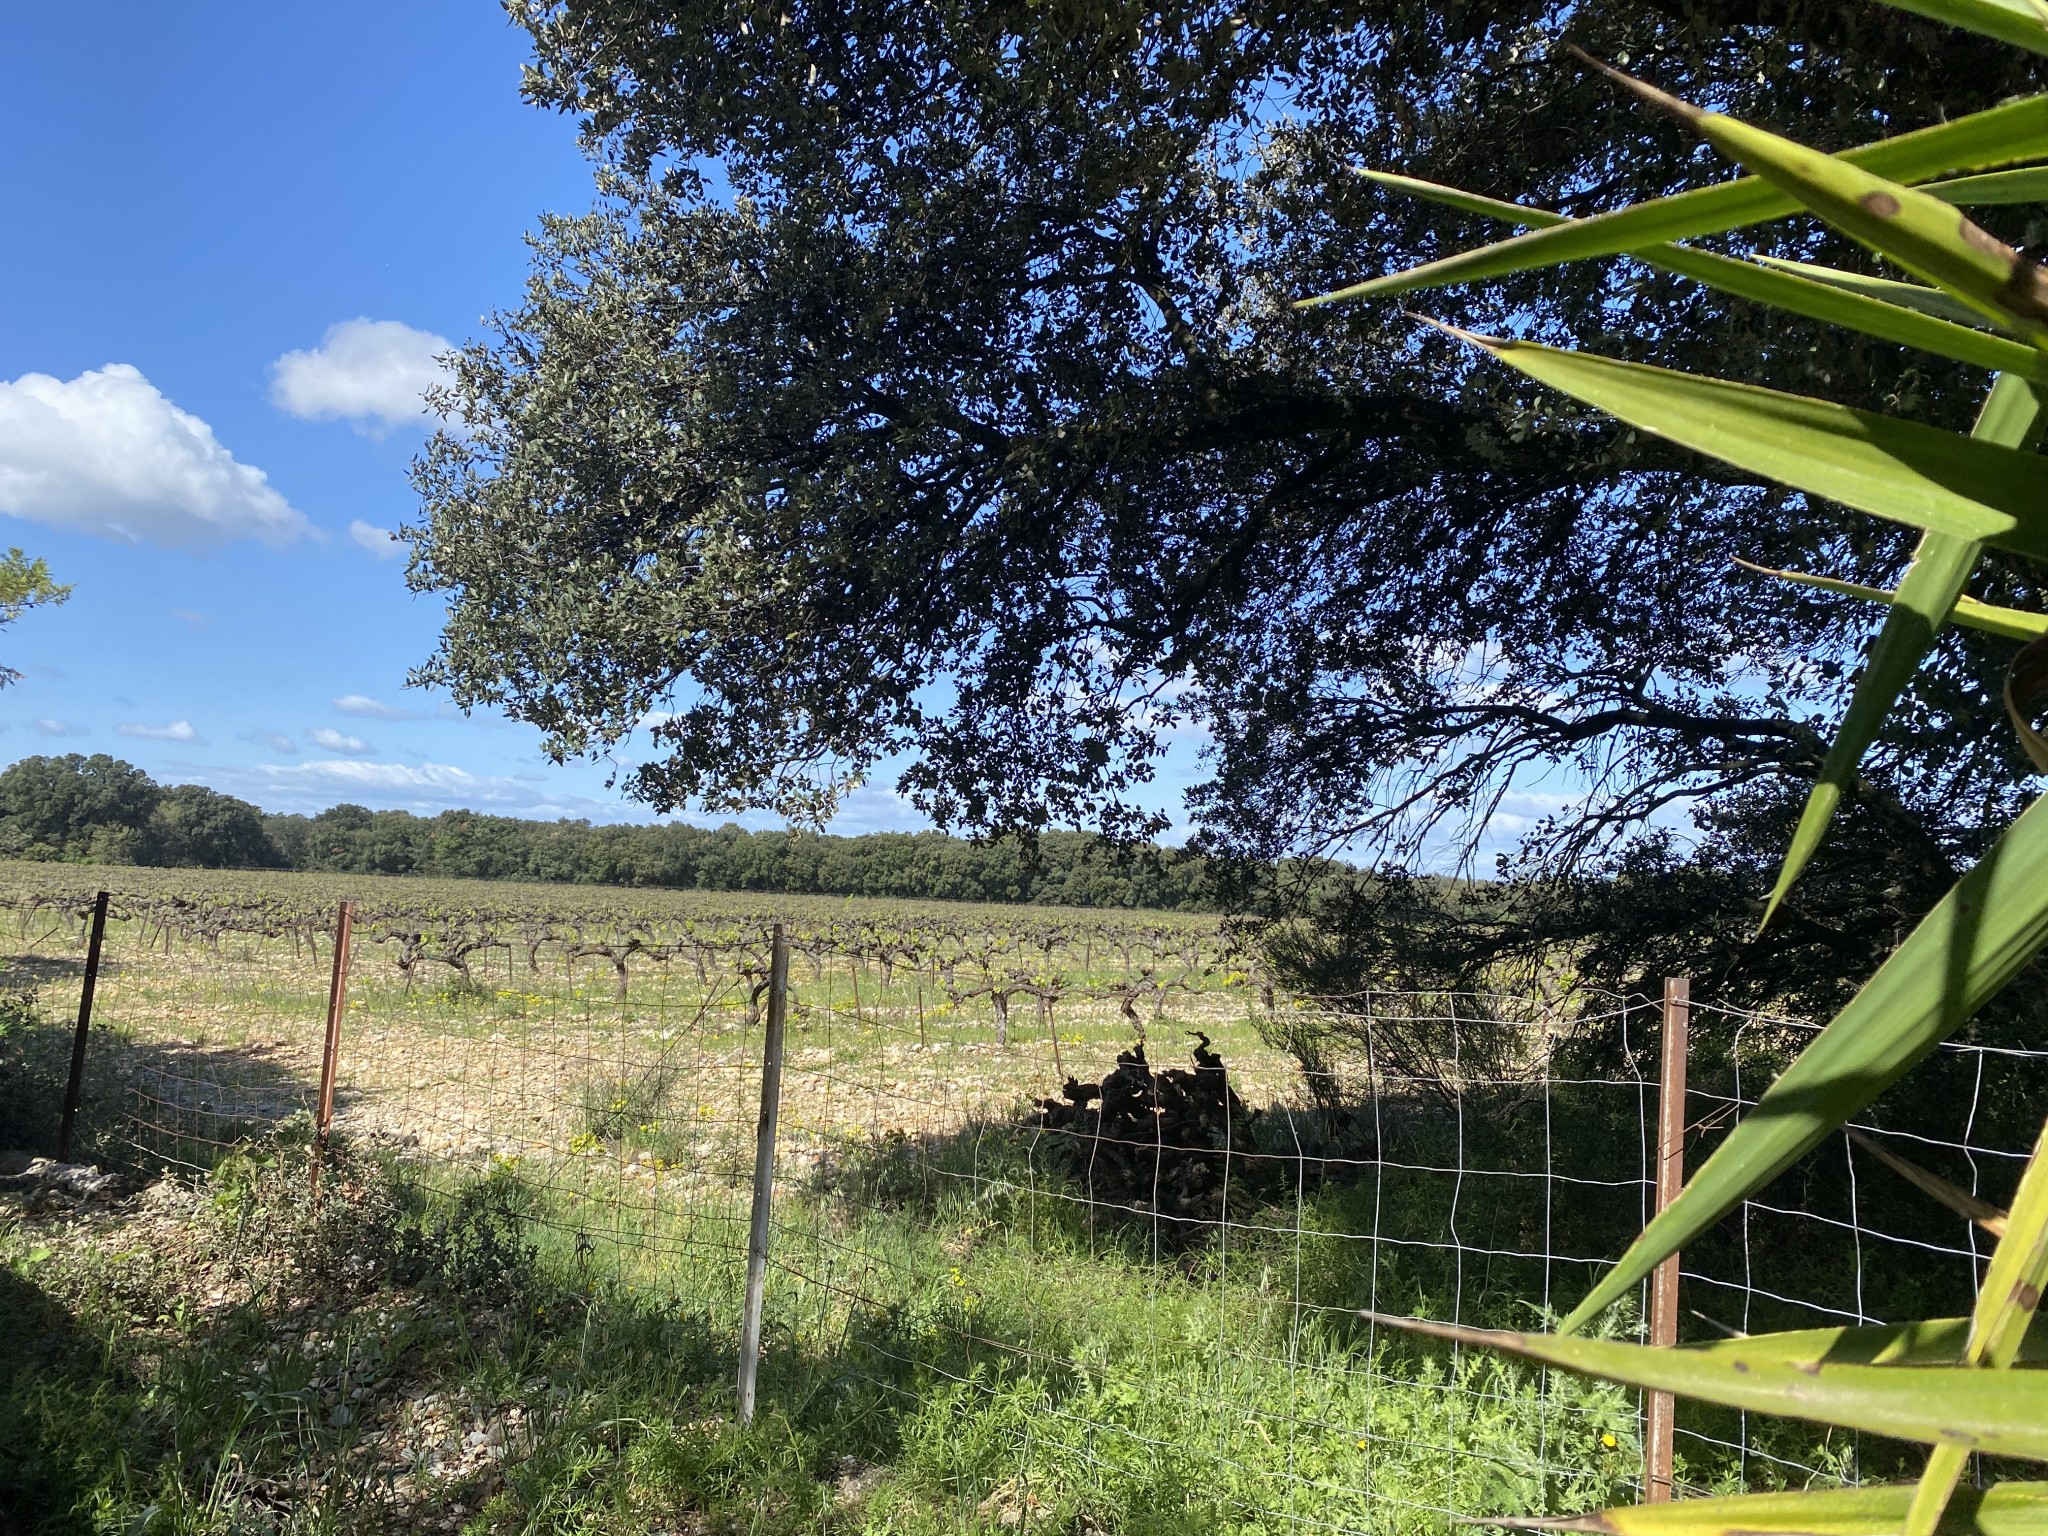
top-left (0, 1), bottom-right (965, 832)
top-left (0, 2), bottom-right (1577, 861)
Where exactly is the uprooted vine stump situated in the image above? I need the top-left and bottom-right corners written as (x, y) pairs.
top-left (1030, 1034), bottom-right (1263, 1245)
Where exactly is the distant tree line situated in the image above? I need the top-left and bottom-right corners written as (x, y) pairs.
top-left (0, 755), bottom-right (1215, 910)
top-left (0, 755), bottom-right (277, 870)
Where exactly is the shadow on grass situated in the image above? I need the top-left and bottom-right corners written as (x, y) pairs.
top-left (0, 1120), bottom-right (1862, 1535)
top-left (0, 1261), bottom-right (99, 1536)
top-left (0, 954), bottom-right (87, 988)
top-left (0, 1014), bottom-right (2012, 1532)
top-left (802, 1054), bottom-right (1983, 1497)
top-left (0, 982), bottom-right (326, 1180)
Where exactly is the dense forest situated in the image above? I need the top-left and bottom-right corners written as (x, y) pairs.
top-left (0, 753), bottom-right (1214, 909)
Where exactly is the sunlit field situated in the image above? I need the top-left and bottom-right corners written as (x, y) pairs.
top-left (0, 865), bottom-right (1888, 1534)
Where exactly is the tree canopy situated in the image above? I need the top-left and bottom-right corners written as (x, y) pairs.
top-left (0, 755), bottom-right (272, 868)
top-left (410, 2), bottom-right (2043, 923)
top-left (0, 548), bottom-right (68, 688)
top-left (0, 754), bottom-right (1215, 907)
top-left (263, 806), bottom-right (1215, 906)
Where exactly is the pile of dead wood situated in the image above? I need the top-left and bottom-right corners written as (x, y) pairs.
top-left (1029, 1034), bottom-right (1261, 1243)
top-left (0, 1151), bottom-right (129, 1213)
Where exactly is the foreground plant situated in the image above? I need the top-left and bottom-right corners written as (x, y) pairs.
top-left (1312, 2), bottom-right (2048, 1528)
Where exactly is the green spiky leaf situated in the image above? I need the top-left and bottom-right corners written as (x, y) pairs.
top-left (1678, 1316), bottom-right (2043, 1367)
top-left (1901, 1112), bottom-right (2048, 1536)
top-left (1362, 172), bottom-right (2048, 380)
top-left (1304, 94), bottom-right (2048, 305)
top-left (1735, 559), bottom-right (2048, 642)
top-left (1750, 256), bottom-right (2001, 327)
top-left (1876, 0), bottom-right (2048, 56)
top-left (1761, 531), bottom-right (1982, 927)
top-left (1929, 166), bottom-right (2048, 206)
top-left (1761, 374), bottom-right (2046, 926)
top-left (1612, 73), bottom-right (2048, 342)
top-left (1370, 1311), bottom-right (2048, 1454)
top-left (1562, 787), bottom-right (2048, 1333)
top-left (1440, 334), bottom-right (2048, 561)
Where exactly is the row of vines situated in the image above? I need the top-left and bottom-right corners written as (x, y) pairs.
top-left (0, 861), bottom-right (1260, 1036)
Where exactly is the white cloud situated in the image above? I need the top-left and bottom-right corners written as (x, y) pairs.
top-left (32, 718), bottom-right (87, 738)
top-left (168, 607), bottom-right (208, 630)
top-left (333, 694), bottom-right (423, 721)
top-left (307, 726), bottom-right (375, 756)
top-left (271, 318), bottom-right (453, 435)
top-left (230, 758), bottom-right (645, 820)
top-left (117, 720), bottom-right (204, 744)
top-left (238, 729), bottom-right (297, 755)
top-left (349, 519), bottom-right (402, 559)
top-left (824, 783), bottom-right (933, 835)
top-left (0, 364), bottom-right (312, 549)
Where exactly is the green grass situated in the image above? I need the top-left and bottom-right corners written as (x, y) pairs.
top-left (0, 884), bottom-right (1967, 1534)
top-left (0, 1138), bottom-right (1612, 1536)
top-left (0, 1108), bottom-right (1889, 1536)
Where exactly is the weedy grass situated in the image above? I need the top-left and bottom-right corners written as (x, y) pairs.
top-left (0, 898), bottom-right (1961, 1534)
top-left (0, 1114), bottom-right (1882, 1536)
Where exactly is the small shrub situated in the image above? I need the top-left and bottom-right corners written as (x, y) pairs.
top-left (433, 972), bottom-right (494, 1006)
top-left (0, 983), bottom-right (59, 1152)
top-left (576, 1057), bottom-right (680, 1145)
top-left (404, 1163), bottom-right (542, 1310)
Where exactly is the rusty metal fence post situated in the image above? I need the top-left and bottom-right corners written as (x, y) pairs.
top-left (1645, 975), bottom-right (1690, 1501)
top-left (312, 901), bottom-right (353, 1190)
top-left (737, 923), bottom-right (790, 1424)
top-left (54, 890), bottom-right (110, 1163)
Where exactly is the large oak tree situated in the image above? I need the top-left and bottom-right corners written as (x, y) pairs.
top-left (409, 1), bottom-right (2044, 991)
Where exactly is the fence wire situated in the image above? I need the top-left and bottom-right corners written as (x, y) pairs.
top-left (6, 893), bottom-right (2039, 1530)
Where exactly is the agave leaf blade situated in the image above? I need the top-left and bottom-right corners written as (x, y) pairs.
top-left (1307, 95), bottom-right (2048, 305)
top-left (1735, 559), bottom-right (2048, 642)
top-left (1355, 169), bottom-right (1546, 226)
top-left (1679, 1317), bottom-right (1984, 1366)
top-left (1971, 1118), bottom-right (2048, 1366)
top-left (1363, 172), bottom-right (2047, 378)
top-left (1760, 530), bottom-right (1981, 928)
top-left (1928, 166), bottom-right (2048, 206)
top-left (1850, 1128), bottom-right (2012, 1235)
top-left (1460, 337), bottom-right (2048, 560)
top-left (1759, 374), bottom-right (2045, 925)
top-left (1493, 1482), bottom-right (2048, 1536)
top-left (1610, 77), bottom-right (2048, 339)
top-left (1875, 0), bottom-right (2048, 56)
top-left (1560, 788), bottom-right (2048, 1333)
top-left (1368, 1311), bottom-right (2048, 1454)
top-left (1751, 256), bottom-right (1997, 327)
top-left (1910, 1445), bottom-right (1978, 1536)
top-left (1656, 250), bottom-right (2048, 378)
top-left (1904, 1112), bottom-right (2048, 1535)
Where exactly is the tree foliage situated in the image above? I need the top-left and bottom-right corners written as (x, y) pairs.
top-left (0, 756), bottom-right (281, 870)
top-left (263, 805), bottom-right (1215, 906)
top-left (411, 0), bottom-right (2041, 912)
top-left (0, 754), bottom-right (1214, 906)
top-left (0, 549), bottom-right (68, 688)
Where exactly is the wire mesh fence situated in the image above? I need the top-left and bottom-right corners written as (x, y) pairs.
top-left (2, 885), bottom-right (2038, 1531)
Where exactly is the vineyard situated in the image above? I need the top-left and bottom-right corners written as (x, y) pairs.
top-left (0, 861), bottom-right (1230, 993)
top-left (1, 861), bottom-right (2039, 1534)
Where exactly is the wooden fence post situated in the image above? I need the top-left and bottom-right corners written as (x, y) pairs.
top-left (1646, 975), bottom-right (1690, 1501)
top-left (54, 890), bottom-right (110, 1162)
top-left (313, 901), bottom-right (353, 1190)
top-left (738, 923), bottom-right (791, 1424)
